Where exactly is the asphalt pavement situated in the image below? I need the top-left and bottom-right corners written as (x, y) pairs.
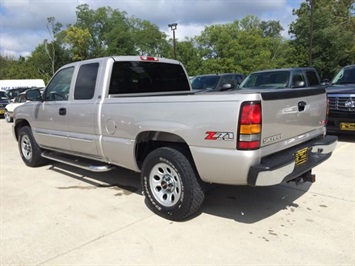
top-left (1, 119), bottom-right (354, 265)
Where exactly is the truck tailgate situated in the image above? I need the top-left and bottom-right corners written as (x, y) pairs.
top-left (259, 88), bottom-right (327, 150)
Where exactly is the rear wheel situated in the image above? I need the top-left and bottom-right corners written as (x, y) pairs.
top-left (141, 147), bottom-right (204, 221)
top-left (18, 126), bottom-right (47, 167)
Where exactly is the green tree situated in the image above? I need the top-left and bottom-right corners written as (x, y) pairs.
top-left (195, 16), bottom-right (295, 75)
top-left (26, 41), bottom-right (70, 83)
top-left (130, 18), bottom-right (169, 57)
top-left (73, 4), bottom-right (111, 57)
top-left (1, 56), bottom-right (40, 79)
top-left (103, 9), bottom-right (136, 56)
top-left (289, 0), bottom-right (355, 78)
top-left (0, 55), bottom-right (17, 79)
top-left (63, 26), bottom-right (91, 61)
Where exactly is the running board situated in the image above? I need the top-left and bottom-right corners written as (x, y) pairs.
top-left (41, 151), bottom-right (114, 172)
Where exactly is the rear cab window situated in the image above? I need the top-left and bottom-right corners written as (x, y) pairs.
top-left (306, 71), bottom-right (320, 86)
top-left (74, 63), bottom-right (99, 100)
top-left (109, 61), bottom-right (190, 95)
top-left (240, 71), bottom-right (289, 89)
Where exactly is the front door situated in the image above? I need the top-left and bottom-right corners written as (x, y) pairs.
top-left (31, 67), bottom-right (74, 152)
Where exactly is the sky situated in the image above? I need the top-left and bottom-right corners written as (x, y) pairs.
top-left (0, 0), bottom-right (303, 59)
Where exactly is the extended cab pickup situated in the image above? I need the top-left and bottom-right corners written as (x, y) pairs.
top-left (326, 64), bottom-right (355, 134)
top-left (13, 56), bottom-right (337, 221)
top-left (239, 67), bottom-right (323, 89)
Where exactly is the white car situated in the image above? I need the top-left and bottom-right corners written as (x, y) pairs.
top-left (4, 92), bottom-right (28, 122)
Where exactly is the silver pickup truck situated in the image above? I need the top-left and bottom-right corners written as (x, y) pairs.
top-left (13, 56), bottom-right (337, 221)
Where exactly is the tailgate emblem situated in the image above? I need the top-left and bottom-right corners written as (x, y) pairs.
top-left (263, 133), bottom-right (282, 144)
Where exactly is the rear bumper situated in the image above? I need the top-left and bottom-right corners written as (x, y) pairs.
top-left (247, 135), bottom-right (338, 186)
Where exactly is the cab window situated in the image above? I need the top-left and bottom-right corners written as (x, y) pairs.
top-left (74, 63), bottom-right (98, 100)
top-left (44, 67), bottom-right (74, 101)
top-left (306, 71), bottom-right (320, 86)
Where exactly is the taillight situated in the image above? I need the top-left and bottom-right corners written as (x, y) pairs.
top-left (140, 56), bottom-right (159, 61)
top-left (237, 101), bottom-right (262, 150)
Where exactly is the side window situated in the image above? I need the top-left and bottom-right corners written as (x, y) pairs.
top-left (292, 71), bottom-right (305, 87)
top-left (44, 67), bottom-right (74, 101)
top-left (306, 71), bottom-right (320, 86)
top-left (235, 75), bottom-right (243, 85)
top-left (74, 63), bottom-right (99, 100)
top-left (220, 75), bottom-right (236, 89)
top-left (19, 94), bottom-right (27, 103)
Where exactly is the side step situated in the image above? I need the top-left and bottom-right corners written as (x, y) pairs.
top-left (41, 151), bottom-right (114, 172)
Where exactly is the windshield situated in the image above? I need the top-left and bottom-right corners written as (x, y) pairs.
top-left (191, 76), bottom-right (220, 91)
top-left (332, 66), bottom-right (355, 85)
top-left (240, 71), bottom-right (289, 89)
top-left (0, 91), bottom-right (8, 100)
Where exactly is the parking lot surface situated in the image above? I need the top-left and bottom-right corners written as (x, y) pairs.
top-left (1, 119), bottom-right (354, 265)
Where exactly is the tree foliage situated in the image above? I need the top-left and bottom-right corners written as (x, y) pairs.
top-left (1, 2), bottom-right (354, 82)
top-left (195, 16), bottom-right (295, 75)
top-left (289, 0), bottom-right (355, 78)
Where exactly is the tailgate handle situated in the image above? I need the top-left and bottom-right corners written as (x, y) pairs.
top-left (298, 101), bottom-right (306, 112)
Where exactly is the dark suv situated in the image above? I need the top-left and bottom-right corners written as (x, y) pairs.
top-left (0, 91), bottom-right (10, 117)
top-left (326, 64), bottom-right (355, 134)
top-left (5, 87), bottom-right (36, 100)
top-left (191, 73), bottom-right (244, 92)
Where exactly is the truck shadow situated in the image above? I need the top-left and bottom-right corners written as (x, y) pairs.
top-left (48, 162), bottom-right (142, 195)
top-left (48, 162), bottom-right (310, 223)
top-left (201, 183), bottom-right (311, 223)
top-left (332, 133), bottom-right (355, 143)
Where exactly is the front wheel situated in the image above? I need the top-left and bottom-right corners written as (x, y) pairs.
top-left (141, 147), bottom-right (204, 221)
top-left (18, 126), bottom-right (47, 167)
top-left (4, 112), bottom-right (13, 123)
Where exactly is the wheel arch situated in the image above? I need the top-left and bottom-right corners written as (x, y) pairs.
top-left (13, 119), bottom-right (31, 141)
top-left (135, 131), bottom-right (196, 171)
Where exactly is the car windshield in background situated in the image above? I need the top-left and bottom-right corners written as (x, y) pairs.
top-left (0, 91), bottom-right (8, 100)
top-left (191, 76), bottom-right (220, 91)
top-left (240, 71), bottom-right (289, 89)
top-left (191, 73), bottom-right (244, 92)
top-left (332, 65), bottom-right (355, 85)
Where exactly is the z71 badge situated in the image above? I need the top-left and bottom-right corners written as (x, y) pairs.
top-left (205, 131), bottom-right (234, 141)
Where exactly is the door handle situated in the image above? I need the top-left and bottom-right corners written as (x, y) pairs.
top-left (59, 108), bottom-right (66, 116)
top-left (298, 101), bottom-right (306, 112)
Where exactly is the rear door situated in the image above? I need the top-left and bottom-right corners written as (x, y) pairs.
top-left (66, 62), bottom-right (101, 158)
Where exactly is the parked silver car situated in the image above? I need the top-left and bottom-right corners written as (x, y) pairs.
top-left (4, 92), bottom-right (28, 122)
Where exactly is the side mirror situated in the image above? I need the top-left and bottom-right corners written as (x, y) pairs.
top-left (26, 89), bottom-right (42, 101)
top-left (321, 79), bottom-right (330, 86)
top-left (293, 81), bottom-right (305, 88)
top-left (219, 83), bottom-right (233, 91)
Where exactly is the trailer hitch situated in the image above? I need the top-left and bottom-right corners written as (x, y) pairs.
top-left (288, 170), bottom-right (316, 185)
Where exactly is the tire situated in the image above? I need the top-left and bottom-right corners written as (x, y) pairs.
top-left (4, 112), bottom-right (13, 123)
top-left (141, 147), bottom-right (205, 221)
top-left (18, 126), bottom-right (47, 167)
